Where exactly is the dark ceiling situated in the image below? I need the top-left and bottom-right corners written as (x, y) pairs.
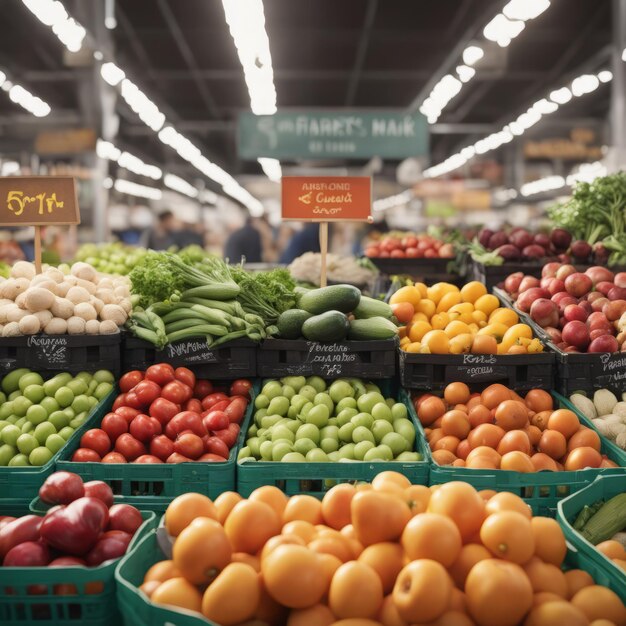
top-left (0, 0), bottom-right (614, 186)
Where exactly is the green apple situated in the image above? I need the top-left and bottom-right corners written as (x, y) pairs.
top-left (57, 426), bottom-right (75, 440)
top-left (352, 426), bottom-right (375, 444)
top-left (396, 451), bottom-right (422, 462)
top-left (8, 454), bottom-right (29, 466)
top-left (34, 422), bottom-right (56, 445)
top-left (66, 379), bottom-right (88, 396)
top-left (354, 440), bottom-right (375, 460)
top-left (16, 433), bottom-right (38, 455)
top-left (237, 446), bottom-right (252, 461)
top-left (259, 440), bottom-right (274, 460)
top-left (8, 390), bottom-right (21, 401)
top-left (12, 396), bottom-right (32, 417)
top-left (320, 425), bottom-right (339, 440)
top-left (54, 387), bottom-right (74, 408)
top-left (247, 437), bottom-right (261, 457)
top-left (281, 385), bottom-right (295, 400)
top-left (336, 408), bottom-right (358, 426)
top-left (247, 424), bottom-right (258, 438)
top-left (372, 420), bottom-right (394, 444)
top-left (285, 420), bottom-right (301, 434)
top-left (1, 368), bottom-right (30, 394)
top-left (281, 452), bottom-right (306, 463)
top-left (0, 402), bottom-right (14, 419)
top-left (71, 394), bottom-right (92, 414)
top-left (29, 446), bottom-right (53, 466)
top-left (320, 437), bottom-right (339, 453)
top-left (338, 443), bottom-right (356, 460)
top-left (296, 423), bottom-right (320, 444)
top-left (306, 448), bottom-right (329, 463)
top-left (338, 422), bottom-right (355, 443)
top-left (272, 441), bottom-right (293, 461)
top-left (26, 405), bottom-right (48, 425)
top-left (329, 380), bottom-right (354, 404)
top-left (255, 394), bottom-right (270, 410)
top-left (18, 372), bottom-right (44, 392)
top-left (94, 382), bottom-right (113, 399)
top-left (386, 398), bottom-right (396, 408)
top-left (306, 376), bottom-right (326, 393)
top-left (70, 412), bottom-right (88, 429)
top-left (327, 451), bottom-right (340, 462)
top-left (93, 370), bottom-right (114, 384)
top-left (327, 417), bottom-right (338, 426)
top-left (300, 402), bottom-right (314, 419)
top-left (352, 381), bottom-right (367, 398)
top-left (351, 412), bottom-right (373, 429)
top-left (313, 393), bottom-right (334, 414)
top-left (364, 445), bottom-right (392, 462)
top-left (0, 420), bottom-right (8, 431)
top-left (262, 414), bottom-right (282, 429)
top-left (281, 376), bottom-right (306, 391)
top-left (394, 418), bottom-right (416, 448)
top-left (357, 392), bottom-right (385, 414)
top-left (268, 396), bottom-right (289, 416)
top-left (293, 438), bottom-right (317, 456)
top-left (262, 381), bottom-right (283, 399)
top-left (391, 403), bottom-right (408, 421)
top-left (298, 385), bottom-right (317, 402)
top-left (271, 426), bottom-right (295, 443)
top-left (21, 421), bottom-right (34, 434)
top-left (382, 432), bottom-right (408, 456)
top-left (364, 383), bottom-right (381, 394)
top-left (23, 384), bottom-right (45, 404)
top-left (0, 444), bottom-right (16, 465)
top-left (40, 397), bottom-right (60, 415)
top-left (371, 402), bottom-right (393, 423)
top-left (45, 434), bottom-right (66, 454)
top-left (306, 405), bottom-right (329, 428)
top-left (336, 397), bottom-right (357, 412)
top-left (1, 424), bottom-right (21, 447)
top-left (75, 371), bottom-right (93, 384)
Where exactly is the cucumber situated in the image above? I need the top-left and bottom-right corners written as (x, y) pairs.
top-left (353, 296), bottom-right (393, 319)
top-left (302, 311), bottom-right (350, 342)
top-left (348, 317), bottom-right (398, 340)
top-left (298, 284), bottom-right (361, 315)
top-left (276, 309), bottom-right (313, 339)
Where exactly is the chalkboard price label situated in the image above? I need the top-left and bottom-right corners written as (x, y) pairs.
top-left (166, 340), bottom-right (218, 364)
top-left (27, 335), bottom-right (68, 365)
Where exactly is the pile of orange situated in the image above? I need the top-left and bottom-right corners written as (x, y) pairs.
top-left (594, 540), bottom-right (626, 573)
top-left (416, 383), bottom-right (620, 472)
top-left (137, 475), bottom-right (626, 626)
top-left (391, 281), bottom-right (543, 355)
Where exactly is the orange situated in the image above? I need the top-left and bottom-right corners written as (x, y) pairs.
top-left (471, 334), bottom-right (497, 354)
top-left (416, 298), bottom-right (436, 318)
top-left (308, 536), bottom-right (353, 563)
top-left (378, 594), bottom-right (409, 626)
top-left (138, 580), bottom-right (159, 598)
top-left (249, 485), bottom-right (289, 519)
top-left (564, 569), bottom-right (595, 599)
top-left (441, 411), bottom-right (471, 439)
top-left (432, 449), bottom-right (457, 465)
top-left (214, 491), bottom-right (243, 524)
top-left (419, 396), bottom-right (447, 426)
top-left (408, 321), bottom-right (432, 343)
top-left (172, 517), bottom-right (232, 584)
top-left (531, 452), bottom-right (559, 472)
top-left (283, 495), bottom-right (323, 525)
top-left (531, 517), bottom-right (567, 566)
top-left (231, 552), bottom-right (261, 572)
top-left (404, 484), bottom-right (431, 516)
top-left (538, 430), bottom-right (567, 460)
top-left (401, 512), bottom-right (461, 567)
top-left (571, 586), bottom-right (626, 625)
top-left (564, 447), bottom-right (603, 470)
top-left (262, 544), bottom-right (328, 609)
top-left (494, 400), bottom-right (529, 432)
top-left (465, 559), bottom-right (533, 626)
top-left (568, 428), bottom-right (602, 452)
top-left (480, 511), bottom-right (535, 564)
top-left (427, 481), bottom-right (486, 542)
top-left (260, 534), bottom-right (306, 561)
top-left (151, 577), bottom-right (202, 612)
top-left (481, 384), bottom-right (512, 409)
top-left (282, 520), bottom-right (317, 543)
top-left (422, 330), bottom-right (450, 354)
top-left (533, 592), bottom-right (565, 606)
top-left (372, 471), bottom-right (411, 492)
top-left (524, 558), bottom-right (568, 597)
top-left (143, 560), bottom-right (181, 583)
top-left (461, 281), bottom-right (487, 304)
top-left (497, 430), bottom-right (531, 455)
top-left (321, 484), bottom-right (356, 530)
top-left (485, 492), bottom-right (531, 519)
top-left (474, 294), bottom-right (500, 316)
top-left (449, 543), bottom-right (492, 588)
top-left (437, 291), bottom-right (462, 313)
top-left (525, 601), bottom-right (590, 626)
top-left (201, 562), bottom-right (260, 625)
top-left (393, 559), bottom-right (452, 623)
top-left (500, 451), bottom-right (535, 473)
top-left (329, 561), bottom-right (384, 619)
top-left (287, 604), bottom-right (335, 626)
top-left (489, 308), bottom-right (519, 326)
top-left (547, 409), bottom-right (581, 439)
top-left (358, 542), bottom-right (405, 595)
top-left (164, 493), bottom-right (217, 536)
top-left (524, 389), bottom-right (553, 413)
top-left (444, 382), bottom-right (471, 406)
top-left (256, 576), bottom-right (289, 624)
top-left (351, 490), bottom-right (411, 546)
top-left (390, 286), bottom-right (422, 307)
top-left (467, 424), bottom-right (505, 449)
top-left (225, 500), bottom-right (281, 554)
top-left (596, 540), bottom-right (626, 561)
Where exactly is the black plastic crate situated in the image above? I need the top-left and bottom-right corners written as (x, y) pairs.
top-left (368, 256), bottom-right (463, 283)
top-left (258, 337), bottom-right (398, 378)
top-left (0, 333), bottom-right (121, 376)
top-left (122, 333), bottom-right (256, 378)
top-left (470, 259), bottom-right (546, 290)
top-left (399, 350), bottom-right (555, 392)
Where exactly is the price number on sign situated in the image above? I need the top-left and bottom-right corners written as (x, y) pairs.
top-left (7, 190), bottom-right (65, 217)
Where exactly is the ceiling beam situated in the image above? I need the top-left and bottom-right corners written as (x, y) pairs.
top-left (345, 0), bottom-right (378, 106)
top-left (155, 0), bottom-right (220, 119)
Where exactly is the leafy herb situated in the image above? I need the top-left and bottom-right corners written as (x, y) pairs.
top-left (467, 241), bottom-right (504, 266)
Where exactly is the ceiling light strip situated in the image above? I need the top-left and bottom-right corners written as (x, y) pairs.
top-left (21, 0), bottom-right (86, 52)
top-left (96, 139), bottom-right (162, 180)
top-left (258, 158), bottom-right (282, 182)
top-left (0, 71), bottom-right (51, 117)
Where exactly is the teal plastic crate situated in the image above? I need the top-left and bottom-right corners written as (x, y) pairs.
top-left (0, 509), bottom-right (156, 626)
top-left (0, 388), bottom-right (115, 512)
top-left (557, 474), bottom-right (626, 603)
top-left (236, 386), bottom-right (430, 498)
top-left (56, 383), bottom-right (258, 512)
top-left (424, 392), bottom-right (625, 517)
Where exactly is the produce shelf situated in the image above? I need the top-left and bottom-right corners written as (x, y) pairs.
top-left (258, 337), bottom-right (398, 379)
top-left (557, 475), bottom-right (626, 602)
top-left (0, 509), bottom-right (155, 626)
top-left (121, 333), bottom-right (257, 379)
top-left (236, 387), bottom-right (429, 497)
top-left (367, 256), bottom-right (462, 282)
top-left (470, 259), bottom-right (545, 290)
top-left (424, 393), bottom-right (625, 517)
top-left (55, 383), bottom-right (258, 512)
top-left (0, 388), bottom-right (116, 513)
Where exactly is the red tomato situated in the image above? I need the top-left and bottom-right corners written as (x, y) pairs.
top-left (391, 302), bottom-right (415, 324)
top-left (225, 397), bottom-right (248, 424)
top-left (193, 379), bottom-right (213, 399)
top-left (114, 406), bottom-right (141, 424)
top-left (439, 243), bottom-right (455, 257)
top-left (101, 413), bottom-right (128, 442)
top-left (174, 433), bottom-right (204, 459)
top-left (145, 363), bottom-right (175, 386)
top-left (213, 423), bottom-right (240, 449)
top-left (174, 367), bottom-right (196, 389)
top-left (124, 391), bottom-right (143, 410)
top-left (119, 371), bottom-right (143, 393)
top-left (364, 246), bottom-right (380, 258)
top-left (112, 393), bottom-right (128, 412)
top-left (204, 436), bottom-right (230, 458)
top-left (405, 247), bottom-right (420, 258)
top-left (129, 415), bottom-right (155, 442)
top-left (80, 429), bottom-right (111, 457)
top-left (198, 453), bottom-right (226, 462)
top-left (402, 236), bottom-right (418, 249)
top-left (417, 240), bottom-right (431, 252)
top-left (148, 398), bottom-right (179, 424)
top-left (166, 453), bottom-right (193, 464)
top-left (390, 249), bottom-right (405, 258)
top-left (164, 411), bottom-right (207, 439)
top-left (184, 398), bottom-right (202, 413)
top-left (114, 434), bottom-right (146, 461)
top-left (202, 410), bottom-right (229, 432)
top-left (201, 392), bottom-right (229, 411)
top-left (0, 517), bottom-right (16, 531)
top-left (134, 455), bottom-right (163, 464)
top-left (424, 248), bottom-right (438, 258)
top-left (71, 448), bottom-right (101, 462)
top-left (101, 452), bottom-right (127, 463)
top-left (148, 417), bottom-right (162, 436)
top-left (229, 379), bottom-right (252, 398)
top-left (149, 435), bottom-right (175, 462)
top-left (133, 380), bottom-right (161, 406)
top-left (161, 381), bottom-right (191, 404)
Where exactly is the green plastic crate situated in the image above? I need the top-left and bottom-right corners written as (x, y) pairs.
top-left (555, 392), bottom-right (626, 467)
top-left (0, 509), bottom-right (156, 626)
top-left (236, 386), bottom-right (430, 497)
top-left (425, 392), bottom-right (625, 517)
top-left (116, 530), bottom-right (214, 626)
top-left (56, 383), bottom-right (258, 512)
top-left (557, 475), bottom-right (626, 603)
top-left (0, 388), bottom-right (115, 512)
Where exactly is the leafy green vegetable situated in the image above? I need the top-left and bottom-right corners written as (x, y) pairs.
top-left (467, 241), bottom-right (504, 266)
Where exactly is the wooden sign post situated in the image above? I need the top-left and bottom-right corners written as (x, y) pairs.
top-left (0, 176), bottom-right (81, 273)
top-left (281, 176), bottom-right (372, 287)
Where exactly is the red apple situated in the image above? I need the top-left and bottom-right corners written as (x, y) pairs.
top-left (590, 328), bottom-right (612, 341)
top-left (564, 304), bottom-right (588, 323)
top-left (603, 300), bottom-right (626, 321)
top-left (588, 335), bottom-right (619, 353)
top-left (556, 264), bottom-right (577, 281)
top-left (530, 299), bottom-right (559, 328)
top-left (556, 296), bottom-right (578, 313)
top-left (504, 272), bottom-right (524, 295)
top-left (562, 320), bottom-right (590, 350)
top-left (608, 287), bottom-right (626, 301)
top-left (545, 327), bottom-right (563, 344)
top-left (540, 276), bottom-right (553, 290)
top-left (517, 287), bottom-right (550, 312)
top-left (518, 276), bottom-right (541, 293)
top-left (564, 273), bottom-right (592, 298)
top-left (547, 279), bottom-right (565, 297)
top-left (591, 297), bottom-right (610, 312)
top-left (596, 281), bottom-right (615, 296)
top-left (585, 266), bottom-right (615, 285)
top-left (587, 291), bottom-right (605, 303)
top-left (615, 272), bottom-right (626, 289)
top-left (579, 300), bottom-right (593, 315)
top-left (542, 262), bottom-right (561, 278)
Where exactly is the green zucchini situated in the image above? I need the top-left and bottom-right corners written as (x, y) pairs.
top-left (302, 310), bottom-right (350, 342)
top-left (353, 296), bottom-right (393, 319)
top-left (348, 317), bottom-right (398, 341)
top-left (298, 284), bottom-right (361, 315)
top-left (276, 309), bottom-right (313, 339)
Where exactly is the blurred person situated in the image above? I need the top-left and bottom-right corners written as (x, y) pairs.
top-left (173, 221), bottom-right (204, 248)
top-left (254, 215), bottom-right (278, 262)
top-left (224, 214), bottom-right (262, 263)
top-left (146, 210), bottom-right (178, 250)
top-left (279, 222), bottom-right (321, 264)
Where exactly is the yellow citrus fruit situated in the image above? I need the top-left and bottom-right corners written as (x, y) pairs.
top-left (436, 291), bottom-right (463, 313)
top-left (404, 342), bottom-right (422, 353)
top-left (422, 330), bottom-right (450, 354)
top-left (416, 299), bottom-right (436, 318)
top-left (390, 286), bottom-right (422, 307)
top-left (444, 320), bottom-right (471, 338)
top-left (400, 337), bottom-right (411, 348)
top-left (489, 308), bottom-right (519, 326)
top-left (474, 294), bottom-right (500, 317)
top-left (409, 321), bottom-right (432, 342)
top-left (411, 312), bottom-right (429, 324)
top-left (460, 281), bottom-right (487, 304)
top-left (449, 333), bottom-right (473, 354)
top-left (414, 282), bottom-right (428, 298)
top-left (471, 310), bottom-right (488, 324)
top-left (449, 303), bottom-right (474, 315)
top-left (427, 283), bottom-right (457, 304)
top-left (431, 313), bottom-right (450, 330)
top-left (477, 322), bottom-right (509, 342)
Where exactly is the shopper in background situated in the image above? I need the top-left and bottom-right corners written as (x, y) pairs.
top-left (279, 222), bottom-right (321, 264)
top-left (224, 214), bottom-right (262, 263)
top-left (146, 210), bottom-right (178, 250)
